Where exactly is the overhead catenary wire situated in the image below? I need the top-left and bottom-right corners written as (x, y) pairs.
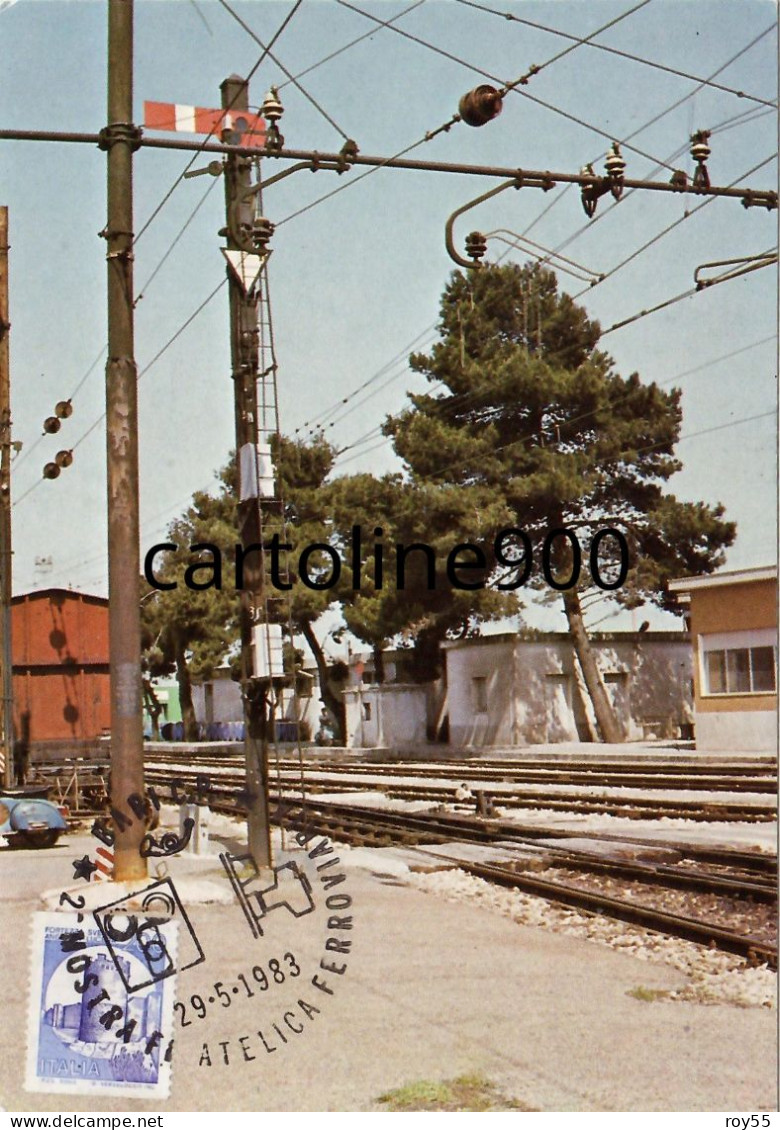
top-left (332, 313), bottom-right (777, 478)
top-left (511, 26), bottom-right (778, 250)
top-left (136, 0), bottom-right (304, 245)
top-left (570, 153), bottom-right (777, 303)
top-left (291, 41), bottom-right (776, 443)
top-left (333, 404), bottom-right (778, 473)
top-left (273, 3), bottom-right (722, 229)
top-left (295, 324), bottom-right (436, 436)
top-left (454, 0), bottom-right (776, 108)
top-left (48, 323), bottom-right (778, 585)
top-left (218, 0), bottom-right (351, 141)
top-left (13, 277), bottom-right (228, 509)
top-left (275, 0), bottom-right (427, 92)
top-left (336, 0), bottom-right (680, 171)
top-left (601, 250), bottom-right (777, 336)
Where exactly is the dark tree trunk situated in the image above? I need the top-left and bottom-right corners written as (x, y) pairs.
top-left (372, 643), bottom-right (386, 686)
top-left (562, 588), bottom-right (622, 743)
top-left (174, 639), bottom-right (198, 742)
top-left (301, 620), bottom-right (345, 743)
top-left (142, 677), bottom-right (164, 741)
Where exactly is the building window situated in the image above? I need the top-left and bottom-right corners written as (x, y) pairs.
top-left (704, 645), bottom-right (776, 695)
top-left (363, 701), bottom-right (372, 721)
top-left (472, 676), bottom-right (488, 713)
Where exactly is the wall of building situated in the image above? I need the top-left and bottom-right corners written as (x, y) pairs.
top-left (689, 578), bottom-right (777, 719)
top-left (187, 670), bottom-right (320, 740)
top-left (343, 684), bottom-right (429, 748)
top-left (444, 633), bottom-right (692, 748)
top-left (445, 638), bottom-right (517, 747)
top-left (694, 710), bottom-right (777, 752)
top-left (12, 590), bottom-right (111, 747)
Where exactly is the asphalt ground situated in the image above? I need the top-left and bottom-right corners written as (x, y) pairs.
top-left (0, 825), bottom-right (776, 1113)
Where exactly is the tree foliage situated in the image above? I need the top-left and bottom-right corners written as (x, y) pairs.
top-left (385, 263), bottom-right (736, 739)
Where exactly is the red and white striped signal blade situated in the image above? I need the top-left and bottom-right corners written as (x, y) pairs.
top-left (143, 101), bottom-right (266, 147)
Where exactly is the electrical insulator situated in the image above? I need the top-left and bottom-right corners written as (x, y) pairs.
top-left (252, 216), bottom-right (275, 251)
top-left (260, 87), bottom-right (284, 123)
top-left (464, 231), bottom-right (488, 263)
top-left (580, 165), bottom-right (599, 218)
top-left (43, 462), bottom-right (60, 480)
top-left (43, 417), bottom-right (61, 434)
top-left (55, 400), bottom-right (73, 419)
top-left (604, 142), bottom-right (626, 201)
top-left (690, 130), bottom-right (711, 189)
top-left (261, 87), bottom-right (284, 151)
top-left (55, 450), bottom-right (73, 469)
top-left (458, 85), bottom-right (503, 127)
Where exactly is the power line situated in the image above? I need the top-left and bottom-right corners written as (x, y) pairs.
top-left (13, 277), bottom-right (228, 509)
top-left (135, 175), bottom-right (221, 304)
top-left (15, 175), bottom-right (223, 476)
top-left (601, 250), bottom-right (776, 336)
top-left (455, 0), bottom-right (776, 108)
top-left (218, 0), bottom-right (351, 141)
top-left (502, 0), bottom-right (653, 93)
top-left (511, 28), bottom-right (778, 250)
top-left (275, 0), bottom-right (427, 92)
top-left (12, 345), bottom-right (106, 472)
top-left (337, 0), bottom-right (679, 171)
top-left (135, 0), bottom-right (304, 244)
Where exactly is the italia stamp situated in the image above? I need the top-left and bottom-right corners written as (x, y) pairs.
top-left (25, 912), bottom-right (178, 1098)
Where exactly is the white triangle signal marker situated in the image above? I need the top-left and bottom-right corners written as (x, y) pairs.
top-left (222, 249), bottom-right (269, 294)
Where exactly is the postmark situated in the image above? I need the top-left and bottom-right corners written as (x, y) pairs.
top-left (92, 877), bottom-right (205, 992)
top-left (25, 913), bottom-right (177, 1098)
top-left (189, 802), bottom-right (356, 1069)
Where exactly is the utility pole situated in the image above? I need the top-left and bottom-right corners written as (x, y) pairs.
top-left (0, 207), bottom-right (13, 790)
top-left (221, 74), bottom-right (272, 869)
top-left (103, 0), bottom-right (146, 880)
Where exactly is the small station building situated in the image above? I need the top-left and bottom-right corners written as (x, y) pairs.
top-left (668, 565), bottom-right (777, 752)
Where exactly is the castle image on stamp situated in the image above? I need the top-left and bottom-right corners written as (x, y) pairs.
top-left (25, 913), bottom-right (177, 1099)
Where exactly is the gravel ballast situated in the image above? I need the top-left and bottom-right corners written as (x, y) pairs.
top-left (407, 867), bottom-right (777, 1009)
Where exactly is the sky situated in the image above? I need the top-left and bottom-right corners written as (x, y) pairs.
top-left (0, 0), bottom-right (777, 643)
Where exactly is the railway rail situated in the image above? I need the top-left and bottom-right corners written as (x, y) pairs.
top-left (267, 797), bottom-right (777, 967)
top-left (143, 763), bottom-right (778, 823)
top-left (141, 771), bottom-right (779, 967)
top-left (143, 751), bottom-right (778, 793)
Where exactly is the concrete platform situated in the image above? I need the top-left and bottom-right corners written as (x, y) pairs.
top-left (0, 830), bottom-right (775, 1113)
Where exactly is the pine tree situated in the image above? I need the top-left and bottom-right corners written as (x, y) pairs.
top-left (385, 263), bottom-right (736, 741)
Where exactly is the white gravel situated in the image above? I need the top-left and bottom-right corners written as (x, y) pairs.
top-left (407, 866), bottom-right (777, 1010)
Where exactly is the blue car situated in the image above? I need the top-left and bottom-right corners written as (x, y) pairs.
top-left (0, 795), bottom-right (68, 849)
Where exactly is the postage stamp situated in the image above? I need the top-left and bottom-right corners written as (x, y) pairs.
top-left (25, 912), bottom-right (177, 1098)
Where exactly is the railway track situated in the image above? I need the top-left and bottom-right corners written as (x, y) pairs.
top-left (144, 763), bottom-right (778, 823)
top-left (142, 771), bottom-right (779, 966)
top-left (270, 800), bottom-right (773, 967)
top-left (144, 751), bottom-right (778, 793)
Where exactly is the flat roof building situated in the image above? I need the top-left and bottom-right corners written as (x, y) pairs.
top-left (667, 566), bottom-right (777, 752)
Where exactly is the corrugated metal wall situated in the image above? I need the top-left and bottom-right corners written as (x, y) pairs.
top-left (12, 589), bottom-right (111, 746)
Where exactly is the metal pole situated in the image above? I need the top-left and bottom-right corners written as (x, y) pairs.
top-left (0, 131), bottom-right (775, 210)
top-left (221, 74), bottom-right (272, 869)
top-left (104, 0), bottom-right (146, 880)
top-left (0, 207), bottom-right (13, 790)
